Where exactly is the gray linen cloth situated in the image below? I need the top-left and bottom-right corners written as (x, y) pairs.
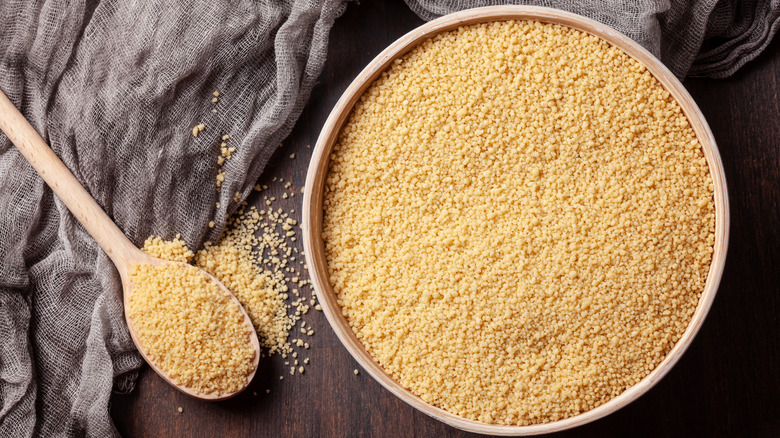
top-left (0, 0), bottom-right (348, 436)
top-left (0, 0), bottom-right (776, 437)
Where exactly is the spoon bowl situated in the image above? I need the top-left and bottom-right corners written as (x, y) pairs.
top-left (120, 251), bottom-right (261, 400)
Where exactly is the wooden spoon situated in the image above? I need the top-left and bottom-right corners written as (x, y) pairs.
top-left (0, 90), bottom-right (259, 401)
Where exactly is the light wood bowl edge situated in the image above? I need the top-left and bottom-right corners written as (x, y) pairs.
top-left (302, 6), bottom-right (729, 435)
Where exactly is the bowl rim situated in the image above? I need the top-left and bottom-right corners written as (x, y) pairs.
top-left (302, 5), bottom-right (730, 436)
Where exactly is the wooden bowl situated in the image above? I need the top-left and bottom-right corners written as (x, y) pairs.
top-left (302, 6), bottom-right (729, 435)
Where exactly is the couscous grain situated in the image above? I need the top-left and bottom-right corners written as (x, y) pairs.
top-left (195, 211), bottom-right (295, 355)
top-left (126, 262), bottom-right (255, 395)
top-left (322, 20), bottom-right (715, 425)
top-left (146, 183), bottom-right (319, 364)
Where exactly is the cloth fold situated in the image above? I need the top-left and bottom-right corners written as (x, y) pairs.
top-left (0, 0), bottom-right (776, 436)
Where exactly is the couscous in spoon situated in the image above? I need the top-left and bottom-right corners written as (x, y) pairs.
top-left (0, 89), bottom-right (259, 401)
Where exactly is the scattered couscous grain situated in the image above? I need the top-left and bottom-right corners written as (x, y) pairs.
top-left (126, 262), bottom-right (256, 395)
top-left (193, 123), bottom-right (204, 137)
top-left (196, 187), bottom-right (317, 361)
top-left (194, 213), bottom-right (294, 356)
top-left (353, 369), bottom-right (359, 376)
top-left (216, 169), bottom-right (225, 190)
top-left (322, 20), bottom-right (715, 425)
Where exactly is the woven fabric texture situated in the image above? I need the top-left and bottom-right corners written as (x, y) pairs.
top-left (0, 0), bottom-right (348, 436)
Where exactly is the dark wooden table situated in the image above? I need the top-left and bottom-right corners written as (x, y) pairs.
top-left (111, 1), bottom-right (780, 436)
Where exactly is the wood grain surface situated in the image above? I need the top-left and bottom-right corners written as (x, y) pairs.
top-left (110, 1), bottom-right (780, 436)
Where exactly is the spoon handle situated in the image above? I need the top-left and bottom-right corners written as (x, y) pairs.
top-left (0, 89), bottom-right (139, 271)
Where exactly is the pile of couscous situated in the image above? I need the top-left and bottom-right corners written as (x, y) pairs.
top-left (142, 181), bottom-right (318, 380)
top-left (126, 261), bottom-right (256, 395)
top-left (322, 20), bottom-right (715, 425)
top-left (195, 204), bottom-right (302, 356)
